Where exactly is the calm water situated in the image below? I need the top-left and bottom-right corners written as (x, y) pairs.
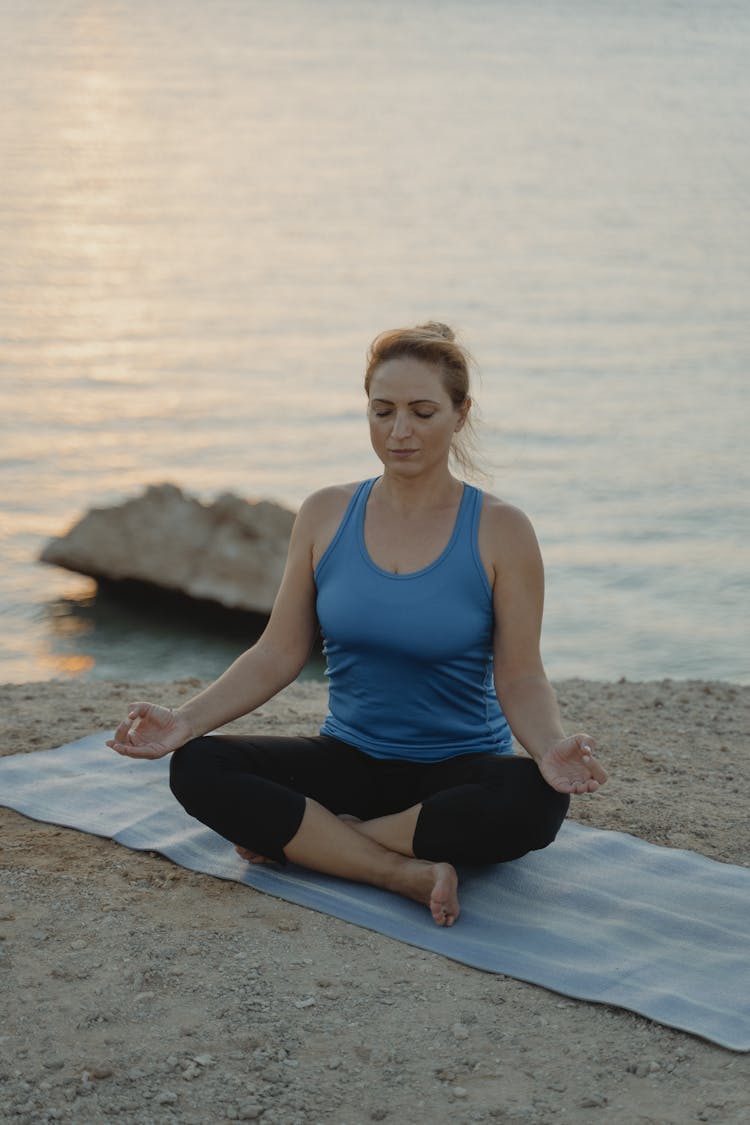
top-left (1, 0), bottom-right (748, 685)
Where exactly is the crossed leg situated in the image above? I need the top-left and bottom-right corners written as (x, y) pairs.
top-left (278, 797), bottom-right (458, 925)
top-left (170, 735), bottom-right (567, 928)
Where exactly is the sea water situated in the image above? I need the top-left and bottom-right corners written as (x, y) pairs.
top-left (1, 0), bottom-right (748, 684)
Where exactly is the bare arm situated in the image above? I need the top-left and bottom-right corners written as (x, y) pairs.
top-left (176, 496), bottom-right (320, 737)
top-left (108, 494), bottom-right (323, 758)
top-left (486, 502), bottom-right (607, 793)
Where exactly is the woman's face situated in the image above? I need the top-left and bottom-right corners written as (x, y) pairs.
top-left (367, 356), bottom-right (467, 476)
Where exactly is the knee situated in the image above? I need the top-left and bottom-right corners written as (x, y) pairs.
top-left (526, 785), bottom-right (569, 851)
top-left (475, 782), bottom-right (569, 864)
top-left (415, 775), bottom-right (569, 867)
top-left (169, 737), bottom-right (212, 807)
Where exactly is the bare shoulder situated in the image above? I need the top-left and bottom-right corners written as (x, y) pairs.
top-left (477, 492), bottom-right (542, 583)
top-left (297, 482), bottom-right (359, 530)
top-left (295, 481), bottom-right (361, 566)
top-left (480, 492), bottom-right (539, 543)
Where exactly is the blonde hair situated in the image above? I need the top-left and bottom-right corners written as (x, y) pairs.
top-left (365, 321), bottom-right (482, 478)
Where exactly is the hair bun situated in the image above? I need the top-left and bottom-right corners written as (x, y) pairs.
top-left (417, 320), bottom-right (455, 342)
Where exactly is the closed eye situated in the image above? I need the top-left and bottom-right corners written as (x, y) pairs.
top-left (372, 409), bottom-right (436, 419)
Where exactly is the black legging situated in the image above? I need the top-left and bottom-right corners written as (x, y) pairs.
top-left (169, 734), bottom-right (569, 868)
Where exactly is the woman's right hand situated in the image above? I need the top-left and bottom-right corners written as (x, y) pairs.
top-left (106, 702), bottom-right (195, 760)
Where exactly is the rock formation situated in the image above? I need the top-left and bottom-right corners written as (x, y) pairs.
top-left (40, 484), bottom-right (296, 615)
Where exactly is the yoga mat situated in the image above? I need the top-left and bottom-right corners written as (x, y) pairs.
top-left (1, 732), bottom-right (748, 1051)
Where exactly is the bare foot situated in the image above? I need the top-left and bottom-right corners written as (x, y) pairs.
top-left (234, 844), bottom-right (271, 865)
top-left (392, 860), bottom-right (460, 926)
top-left (427, 862), bottom-right (460, 927)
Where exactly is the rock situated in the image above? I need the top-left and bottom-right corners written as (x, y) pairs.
top-left (40, 483), bottom-right (296, 615)
top-left (237, 1103), bottom-right (263, 1120)
top-left (88, 1066), bottom-right (113, 1080)
top-left (156, 1090), bottom-right (178, 1105)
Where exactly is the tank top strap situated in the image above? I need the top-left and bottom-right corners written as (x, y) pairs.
top-left (455, 482), bottom-right (482, 537)
top-left (314, 478), bottom-right (377, 582)
top-left (455, 483), bottom-right (493, 597)
top-left (452, 482), bottom-right (484, 562)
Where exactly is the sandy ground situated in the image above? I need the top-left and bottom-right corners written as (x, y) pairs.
top-left (1, 677), bottom-right (748, 1125)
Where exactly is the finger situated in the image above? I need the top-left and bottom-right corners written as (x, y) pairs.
top-left (127, 702), bottom-right (150, 718)
top-left (558, 775), bottom-right (600, 795)
top-left (576, 737), bottom-right (607, 784)
top-left (127, 717), bottom-right (143, 742)
top-left (589, 760), bottom-right (608, 783)
top-left (112, 720), bottom-right (130, 742)
top-left (551, 777), bottom-right (579, 794)
top-left (107, 739), bottom-right (134, 756)
top-left (576, 734), bottom-right (597, 760)
top-left (108, 740), bottom-right (163, 760)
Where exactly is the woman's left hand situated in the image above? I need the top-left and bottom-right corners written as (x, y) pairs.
top-left (537, 734), bottom-right (607, 794)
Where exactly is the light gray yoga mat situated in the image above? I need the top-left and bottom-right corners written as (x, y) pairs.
top-left (1, 732), bottom-right (748, 1051)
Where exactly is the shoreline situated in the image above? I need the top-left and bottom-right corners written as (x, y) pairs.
top-left (1, 678), bottom-right (748, 1122)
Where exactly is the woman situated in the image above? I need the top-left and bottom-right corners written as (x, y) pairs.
top-left (108, 322), bottom-right (607, 926)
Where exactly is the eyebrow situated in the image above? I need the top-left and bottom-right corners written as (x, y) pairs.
top-left (371, 398), bottom-right (441, 406)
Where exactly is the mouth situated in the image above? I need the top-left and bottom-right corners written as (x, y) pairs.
top-left (389, 448), bottom-right (418, 457)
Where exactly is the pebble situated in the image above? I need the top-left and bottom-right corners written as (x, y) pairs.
top-left (580, 1094), bottom-right (607, 1108)
top-left (294, 997), bottom-right (316, 1009)
top-left (89, 1066), bottom-right (113, 1080)
top-left (70, 939), bottom-right (87, 950)
top-left (156, 1090), bottom-right (178, 1105)
top-left (237, 1102), bottom-right (263, 1120)
top-left (135, 991), bottom-right (155, 1002)
top-left (193, 1054), bottom-right (214, 1066)
top-left (451, 1022), bottom-right (470, 1040)
top-left (452, 1087), bottom-right (468, 1098)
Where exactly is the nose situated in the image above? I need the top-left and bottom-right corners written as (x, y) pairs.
top-left (390, 410), bottom-right (413, 440)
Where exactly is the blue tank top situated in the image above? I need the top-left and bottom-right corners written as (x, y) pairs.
top-left (314, 478), bottom-right (512, 762)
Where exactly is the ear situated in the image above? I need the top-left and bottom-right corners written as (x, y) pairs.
top-left (455, 396), bottom-right (471, 431)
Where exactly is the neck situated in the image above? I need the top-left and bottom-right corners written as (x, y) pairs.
top-left (375, 466), bottom-right (463, 513)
